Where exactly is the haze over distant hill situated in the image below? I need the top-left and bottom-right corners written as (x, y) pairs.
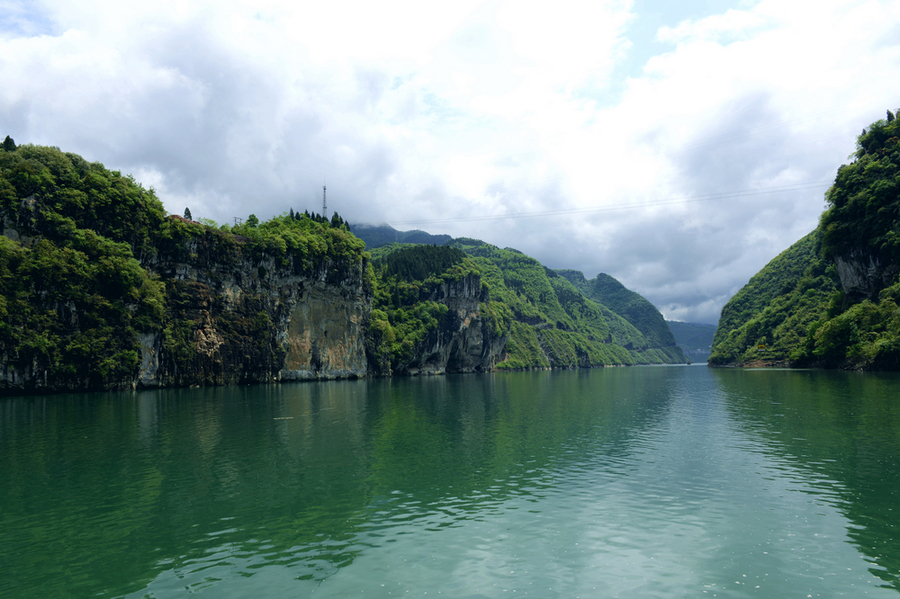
top-left (666, 321), bottom-right (716, 363)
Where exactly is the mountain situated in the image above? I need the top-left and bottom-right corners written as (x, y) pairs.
top-left (666, 320), bottom-right (716, 363)
top-left (557, 269), bottom-right (683, 357)
top-left (358, 232), bottom-right (688, 366)
top-left (0, 142), bottom-right (686, 395)
top-left (709, 112), bottom-right (900, 370)
top-left (350, 223), bottom-right (451, 248)
top-left (397, 238), bottom-right (688, 367)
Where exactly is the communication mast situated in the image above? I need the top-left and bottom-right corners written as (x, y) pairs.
top-left (323, 183), bottom-right (327, 217)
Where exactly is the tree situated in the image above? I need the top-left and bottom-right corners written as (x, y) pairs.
top-left (2, 136), bottom-right (15, 152)
top-left (247, 214), bottom-right (259, 228)
top-left (184, 207), bottom-right (192, 220)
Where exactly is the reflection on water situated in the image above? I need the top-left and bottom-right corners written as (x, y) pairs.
top-left (713, 368), bottom-right (900, 591)
top-left (1, 367), bottom-right (899, 597)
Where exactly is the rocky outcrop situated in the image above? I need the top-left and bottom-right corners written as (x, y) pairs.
top-left (833, 249), bottom-right (900, 304)
top-left (0, 144), bottom-right (516, 396)
top-left (136, 234), bottom-right (373, 388)
top-left (392, 274), bottom-right (508, 375)
top-left (0, 223), bottom-right (512, 395)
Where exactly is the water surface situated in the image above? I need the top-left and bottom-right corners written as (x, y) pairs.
top-left (2, 366), bottom-right (899, 597)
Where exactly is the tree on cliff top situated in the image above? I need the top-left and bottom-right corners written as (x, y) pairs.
top-left (820, 112), bottom-right (900, 262)
top-left (375, 244), bottom-right (467, 282)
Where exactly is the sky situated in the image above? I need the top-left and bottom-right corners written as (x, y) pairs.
top-left (2, 0), bottom-right (899, 324)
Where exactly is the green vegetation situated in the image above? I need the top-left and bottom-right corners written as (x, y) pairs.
top-left (557, 269), bottom-right (682, 355)
top-left (0, 144), bottom-right (167, 389)
top-left (368, 245), bottom-right (484, 371)
top-left (710, 112), bottom-right (900, 370)
top-left (820, 113), bottom-right (900, 262)
top-left (367, 238), bottom-right (686, 371)
top-left (1, 140), bottom-right (687, 392)
top-left (375, 244), bottom-right (468, 283)
top-left (447, 238), bottom-right (684, 368)
top-left (0, 143), bottom-right (368, 392)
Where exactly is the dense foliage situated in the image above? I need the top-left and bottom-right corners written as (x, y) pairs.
top-left (711, 112), bottom-right (900, 370)
top-left (0, 144), bottom-right (168, 389)
top-left (820, 114), bottom-right (900, 261)
top-left (448, 239), bottom-right (685, 368)
top-left (375, 244), bottom-right (467, 282)
top-left (367, 244), bottom-right (485, 371)
top-left (708, 231), bottom-right (840, 365)
top-left (557, 269), bottom-right (681, 353)
top-left (0, 143), bottom-right (369, 392)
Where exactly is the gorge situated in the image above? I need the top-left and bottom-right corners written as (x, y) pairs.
top-left (0, 142), bottom-right (686, 396)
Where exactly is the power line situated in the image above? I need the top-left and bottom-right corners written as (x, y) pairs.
top-left (386, 180), bottom-right (832, 227)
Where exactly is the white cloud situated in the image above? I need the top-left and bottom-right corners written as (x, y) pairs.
top-left (2, 0), bottom-right (900, 323)
top-left (656, 8), bottom-right (769, 43)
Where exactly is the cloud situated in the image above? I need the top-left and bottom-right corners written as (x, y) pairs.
top-left (2, 0), bottom-right (899, 324)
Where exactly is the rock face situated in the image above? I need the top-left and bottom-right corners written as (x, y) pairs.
top-left (136, 238), bottom-right (374, 388)
top-left (392, 274), bottom-right (508, 375)
top-left (833, 250), bottom-right (900, 304)
top-left (0, 225), bottom-right (508, 395)
top-left (0, 144), bottom-right (513, 396)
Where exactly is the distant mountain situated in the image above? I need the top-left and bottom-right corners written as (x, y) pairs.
top-left (368, 237), bottom-right (689, 367)
top-left (557, 269), bottom-right (684, 358)
top-left (373, 238), bottom-right (688, 367)
top-left (666, 321), bottom-right (716, 362)
top-left (350, 223), bottom-right (451, 249)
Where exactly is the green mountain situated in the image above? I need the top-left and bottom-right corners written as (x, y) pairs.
top-left (350, 223), bottom-right (451, 248)
top-left (710, 112), bottom-right (900, 370)
top-left (356, 227), bottom-right (688, 367)
top-left (557, 269), bottom-right (682, 356)
top-left (0, 142), bottom-right (373, 394)
top-left (0, 141), bottom-right (686, 395)
top-left (666, 320), bottom-right (716, 362)
top-left (371, 239), bottom-right (688, 368)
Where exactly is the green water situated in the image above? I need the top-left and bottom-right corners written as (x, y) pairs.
top-left (1, 366), bottom-right (899, 598)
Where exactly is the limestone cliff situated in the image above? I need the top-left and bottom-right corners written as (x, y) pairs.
top-left (136, 231), bottom-right (373, 387)
top-left (390, 273), bottom-right (507, 375)
top-left (832, 249), bottom-right (900, 304)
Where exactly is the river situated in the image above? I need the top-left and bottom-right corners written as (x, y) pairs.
top-left (2, 366), bottom-right (899, 598)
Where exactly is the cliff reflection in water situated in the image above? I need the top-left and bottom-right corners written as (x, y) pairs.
top-left (0, 368), bottom-right (675, 598)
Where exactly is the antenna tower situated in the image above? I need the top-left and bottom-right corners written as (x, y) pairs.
top-left (323, 183), bottom-right (327, 217)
